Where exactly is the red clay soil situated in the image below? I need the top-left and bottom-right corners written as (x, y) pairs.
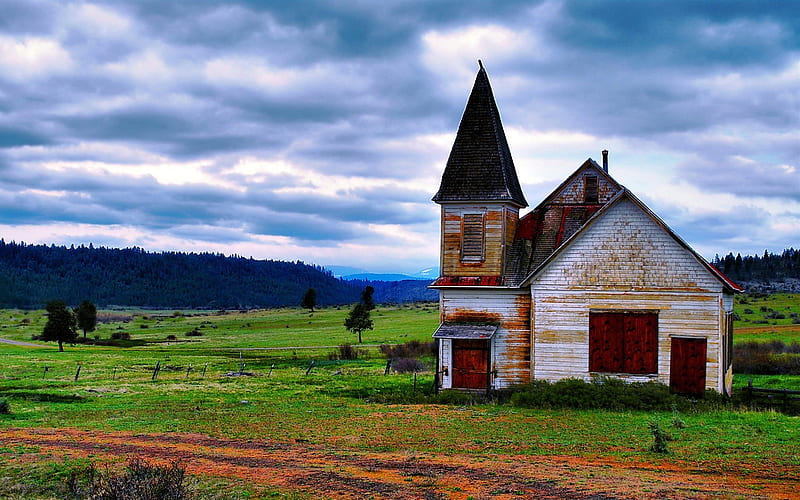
top-left (1, 427), bottom-right (797, 499)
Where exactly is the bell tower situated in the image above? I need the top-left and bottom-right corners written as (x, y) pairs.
top-left (432, 62), bottom-right (527, 281)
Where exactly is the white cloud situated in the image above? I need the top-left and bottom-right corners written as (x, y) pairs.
top-left (64, 3), bottom-right (134, 39)
top-left (0, 36), bottom-right (73, 80)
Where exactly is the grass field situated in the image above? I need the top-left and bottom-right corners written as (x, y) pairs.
top-left (1, 300), bottom-right (799, 498)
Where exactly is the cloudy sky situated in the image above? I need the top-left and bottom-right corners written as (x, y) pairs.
top-left (1, 1), bottom-right (798, 274)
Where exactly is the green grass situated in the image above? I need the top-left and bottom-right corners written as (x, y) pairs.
top-left (734, 293), bottom-right (800, 339)
top-left (1, 300), bottom-right (799, 497)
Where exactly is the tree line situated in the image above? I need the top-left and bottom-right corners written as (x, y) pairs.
top-left (0, 240), bottom-right (360, 309)
top-left (713, 248), bottom-right (800, 284)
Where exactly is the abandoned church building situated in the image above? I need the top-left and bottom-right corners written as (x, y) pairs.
top-left (431, 64), bottom-right (742, 396)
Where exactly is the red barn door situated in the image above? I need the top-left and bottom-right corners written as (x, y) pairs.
top-left (670, 337), bottom-right (707, 395)
top-left (452, 339), bottom-right (489, 389)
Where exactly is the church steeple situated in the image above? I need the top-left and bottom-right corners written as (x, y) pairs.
top-left (433, 61), bottom-right (527, 208)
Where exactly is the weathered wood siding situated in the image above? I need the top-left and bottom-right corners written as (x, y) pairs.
top-left (440, 204), bottom-right (518, 277)
top-left (549, 170), bottom-right (619, 205)
top-left (438, 288), bottom-right (530, 390)
top-left (530, 199), bottom-right (726, 392)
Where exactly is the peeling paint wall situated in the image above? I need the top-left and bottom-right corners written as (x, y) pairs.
top-left (529, 199), bottom-right (727, 392)
top-left (439, 288), bottom-right (531, 390)
top-left (440, 203), bottom-right (518, 277)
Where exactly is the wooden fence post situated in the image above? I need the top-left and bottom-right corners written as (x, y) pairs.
top-left (268, 364), bottom-right (275, 377)
top-left (202, 363), bottom-right (208, 378)
top-left (186, 364), bottom-right (192, 378)
top-left (74, 364), bottom-right (82, 382)
top-left (152, 361), bottom-right (160, 381)
top-left (305, 360), bottom-right (315, 375)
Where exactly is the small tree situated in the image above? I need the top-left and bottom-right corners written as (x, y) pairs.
top-left (42, 300), bottom-right (77, 352)
top-left (344, 302), bottom-right (373, 344)
top-left (361, 285), bottom-right (375, 311)
top-left (74, 300), bottom-right (97, 339)
top-left (301, 288), bottom-right (317, 312)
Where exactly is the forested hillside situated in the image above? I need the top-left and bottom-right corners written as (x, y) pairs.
top-left (0, 240), bottom-right (361, 309)
top-left (713, 249), bottom-right (800, 291)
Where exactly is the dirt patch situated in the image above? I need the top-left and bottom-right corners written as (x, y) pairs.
top-left (0, 427), bottom-right (796, 499)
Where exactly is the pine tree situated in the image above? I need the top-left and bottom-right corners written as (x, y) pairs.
top-left (74, 300), bottom-right (97, 339)
top-left (42, 300), bottom-right (77, 352)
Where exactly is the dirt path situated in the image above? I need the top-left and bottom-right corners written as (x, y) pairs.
top-left (1, 428), bottom-right (796, 499)
top-left (0, 337), bottom-right (48, 348)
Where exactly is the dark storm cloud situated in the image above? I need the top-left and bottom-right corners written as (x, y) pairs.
top-left (1, 0), bottom-right (797, 269)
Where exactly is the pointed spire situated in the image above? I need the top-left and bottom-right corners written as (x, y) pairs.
top-left (433, 62), bottom-right (527, 207)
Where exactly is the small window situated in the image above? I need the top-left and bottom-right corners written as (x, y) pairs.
top-left (585, 175), bottom-right (598, 203)
top-left (461, 213), bottom-right (484, 261)
top-left (589, 311), bottom-right (658, 374)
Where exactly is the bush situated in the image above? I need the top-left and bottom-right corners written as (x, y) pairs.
top-left (379, 340), bottom-right (436, 359)
top-left (0, 399), bottom-right (9, 414)
top-left (110, 332), bottom-right (131, 340)
top-left (734, 341), bottom-right (800, 375)
top-left (509, 378), bottom-right (695, 411)
top-left (392, 357), bottom-right (424, 373)
top-left (185, 328), bottom-right (203, 337)
top-left (329, 344), bottom-right (360, 360)
top-left (66, 458), bottom-right (189, 500)
top-left (166, 335), bottom-right (177, 341)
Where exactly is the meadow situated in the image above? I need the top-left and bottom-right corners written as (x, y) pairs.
top-left (0, 297), bottom-right (798, 498)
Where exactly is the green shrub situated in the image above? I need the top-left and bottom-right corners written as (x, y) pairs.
top-left (185, 328), bottom-right (203, 337)
top-left (509, 378), bottom-right (698, 411)
top-left (0, 399), bottom-right (10, 414)
top-left (110, 331), bottom-right (131, 340)
top-left (648, 418), bottom-right (670, 454)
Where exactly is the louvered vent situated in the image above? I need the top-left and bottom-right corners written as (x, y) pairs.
top-left (585, 175), bottom-right (598, 204)
top-left (461, 213), bottom-right (485, 261)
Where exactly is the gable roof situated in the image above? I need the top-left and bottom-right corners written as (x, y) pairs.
top-left (519, 188), bottom-right (744, 293)
top-left (502, 160), bottom-right (622, 285)
top-left (432, 62), bottom-right (527, 207)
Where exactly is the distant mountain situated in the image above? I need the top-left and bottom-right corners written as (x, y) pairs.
top-left (0, 240), bottom-right (360, 309)
top-left (345, 279), bottom-right (437, 304)
top-left (327, 265), bottom-right (439, 282)
top-left (341, 272), bottom-right (423, 281)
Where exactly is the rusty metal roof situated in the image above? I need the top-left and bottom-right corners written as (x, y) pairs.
top-left (430, 276), bottom-right (503, 287)
top-left (432, 63), bottom-right (527, 207)
top-left (433, 323), bottom-right (498, 339)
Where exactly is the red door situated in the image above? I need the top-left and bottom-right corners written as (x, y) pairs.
top-left (670, 337), bottom-right (707, 395)
top-left (452, 340), bottom-right (489, 389)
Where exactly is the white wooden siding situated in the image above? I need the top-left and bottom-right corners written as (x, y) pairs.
top-left (529, 199), bottom-right (725, 392)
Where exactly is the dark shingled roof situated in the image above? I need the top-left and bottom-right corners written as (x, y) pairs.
top-left (432, 63), bottom-right (527, 207)
top-left (433, 323), bottom-right (498, 339)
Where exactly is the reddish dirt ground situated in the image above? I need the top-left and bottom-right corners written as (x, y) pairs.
top-left (1, 428), bottom-right (798, 499)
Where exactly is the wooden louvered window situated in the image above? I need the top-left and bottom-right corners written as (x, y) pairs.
top-left (589, 311), bottom-right (658, 374)
top-left (585, 175), bottom-right (598, 203)
top-left (461, 213), bottom-right (485, 262)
